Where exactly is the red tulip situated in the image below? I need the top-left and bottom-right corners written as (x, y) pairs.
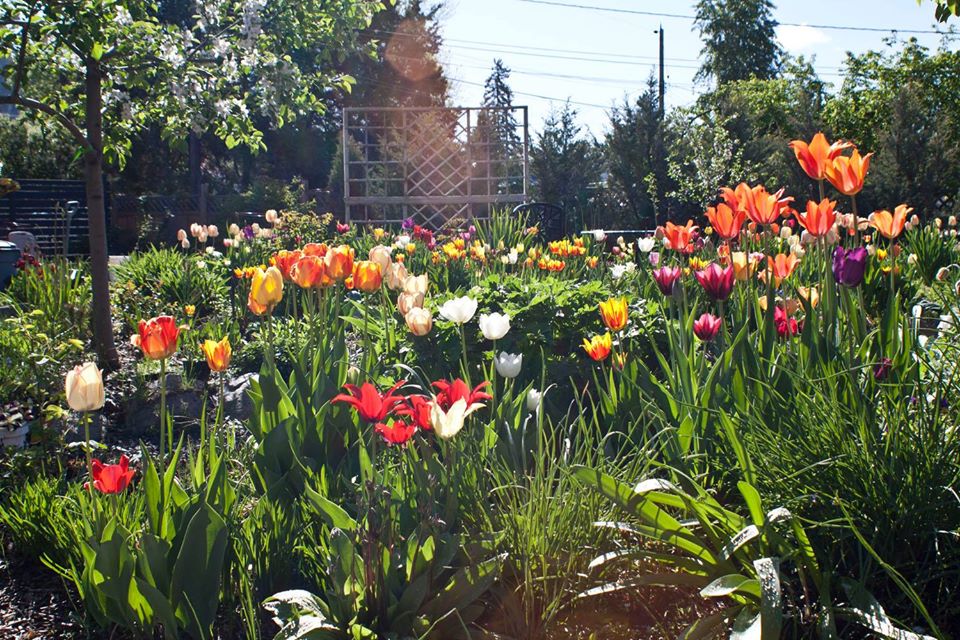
top-left (406, 394), bottom-right (433, 431)
top-left (86, 455), bottom-right (135, 494)
top-left (375, 420), bottom-right (417, 446)
top-left (332, 381), bottom-right (407, 423)
top-left (432, 379), bottom-right (492, 411)
top-left (774, 306), bottom-right (799, 339)
top-left (132, 316), bottom-right (180, 360)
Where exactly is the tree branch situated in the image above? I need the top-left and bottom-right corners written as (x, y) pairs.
top-left (0, 95), bottom-right (92, 152)
top-left (10, 4), bottom-right (38, 98)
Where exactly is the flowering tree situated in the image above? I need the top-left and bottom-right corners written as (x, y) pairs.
top-left (0, 0), bottom-right (385, 366)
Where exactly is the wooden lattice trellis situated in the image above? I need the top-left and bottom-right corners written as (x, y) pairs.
top-left (342, 106), bottom-right (528, 228)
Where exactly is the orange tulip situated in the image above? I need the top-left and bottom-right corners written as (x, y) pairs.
top-left (132, 316), bottom-right (180, 360)
top-left (582, 333), bottom-right (612, 361)
top-left (720, 182), bottom-right (752, 215)
top-left (599, 297), bottom-right (628, 332)
top-left (763, 253), bottom-right (800, 287)
top-left (870, 204), bottom-right (913, 240)
top-left (290, 256), bottom-right (329, 288)
top-left (742, 185), bottom-right (794, 226)
top-left (270, 249), bottom-right (302, 280)
top-left (302, 242), bottom-right (328, 258)
top-left (794, 198), bottom-right (837, 238)
top-left (825, 149), bottom-right (871, 196)
top-left (661, 220), bottom-right (698, 254)
top-left (731, 251), bottom-right (763, 282)
top-left (353, 260), bottom-right (383, 293)
top-left (201, 337), bottom-right (232, 372)
top-left (788, 132), bottom-right (852, 181)
top-left (705, 202), bottom-right (745, 242)
top-left (324, 245), bottom-right (355, 281)
top-left (247, 292), bottom-right (268, 316)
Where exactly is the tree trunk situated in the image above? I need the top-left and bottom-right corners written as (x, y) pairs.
top-left (85, 58), bottom-right (119, 369)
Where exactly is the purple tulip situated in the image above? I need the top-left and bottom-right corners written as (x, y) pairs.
top-left (833, 246), bottom-right (867, 287)
top-left (402, 216), bottom-right (415, 231)
top-left (873, 358), bottom-right (892, 381)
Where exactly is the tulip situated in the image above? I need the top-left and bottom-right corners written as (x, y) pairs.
top-left (375, 420), bottom-right (417, 446)
top-left (661, 220), bottom-right (697, 253)
top-left (825, 149), bottom-right (871, 196)
top-left (432, 378), bottom-right (492, 411)
top-left (693, 313), bottom-right (722, 342)
top-left (526, 388), bottom-right (543, 413)
top-left (637, 237), bottom-right (656, 253)
top-left (582, 333), bottom-right (612, 361)
top-left (695, 263), bottom-right (735, 301)
top-left (870, 204), bottom-right (913, 240)
top-left (429, 398), bottom-right (482, 440)
top-left (325, 245), bottom-right (355, 281)
top-left (832, 246), bottom-right (868, 287)
top-left (495, 352), bottom-right (522, 378)
top-left (789, 133), bottom-right (852, 181)
top-left (132, 315), bottom-right (180, 360)
top-left (405, 307), bottom-right (433, 336)
top-left (271, 249), bottom-right (302, 280)
top-left (250, 266), bottom-right (284, 313)
top-left (201, 337), bottom-right (232, 373)
top-left (478, 312), bottom-right (511, 340)
top-left (763, 253), bottom-right (800, 287)
top-left (87, 455), bottom-right (135, 494)
top-left (65, 362), bottom-right (105, 412)
top-left (403, 274), bottom-right (428, 295)
top-left (599, 297), bottom-right (628, 332)
top-left (290, 255), bottom-right (328, 289)
top-left (742, 185), bottom-right (795, 226)
top-left (774, 306), bottom-right (799, 339)
top-left (705, 203), bottom-right (745, 241)
top-left (385, 262), bottom-right (409, 290)
top-left (439, 296), bottom-right (478, 324)
top-left (177, 229), bottom-right (187, 243)
top-left (369, 245), bottom-right (392, 272)
top-left (265, 209), bottom-right (278, 224)
top-left (397, 292), bottom-right (424, 315)
top-left (302, 242), bottom-right (328, 257)
top-left (353, 260), bottom-right (383, 293)
top-left (207, 225), bottom-right (219, 238)
top-left (652, 266), bottom-right (682, 295)
top-left (794, 198), bottom-right (837, 238)
top-left (332, 380), bottom-right (407, 423)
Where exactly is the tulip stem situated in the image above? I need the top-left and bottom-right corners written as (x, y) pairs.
top-left (159, 357), bottom-right (168, 479)
top-left (82, 412), bottom-right (94, 489)
top-left (459, 324), bottom-right (470, 385)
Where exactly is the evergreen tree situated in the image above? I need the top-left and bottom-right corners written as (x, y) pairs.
top-left (478, 59), bottom-right (521, 158)
top-left (694, 0), bottom-right (783, 85)
top-left (603, 76), bottom-right (670, 226)
top-left (530, 103), bottom-right (600, 229)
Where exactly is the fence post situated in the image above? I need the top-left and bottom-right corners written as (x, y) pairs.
top-left (199, 183), bottom-right (208, 223)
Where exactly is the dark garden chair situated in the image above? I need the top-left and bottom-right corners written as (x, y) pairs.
top-left (512, 202), bottom-right (565, 241)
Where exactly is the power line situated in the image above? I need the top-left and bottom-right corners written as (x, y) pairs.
top-left (516, 0), bottom-right (950, 35)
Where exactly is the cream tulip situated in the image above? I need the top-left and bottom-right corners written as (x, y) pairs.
top-left (65, 362), bottom-right (105, 412)
top-left (398, 292), bottom-right (424, 315)
top-left (405, 307), bottom-right (432, 336)
top-left (429, 398), bottom-right (483, 440)
top-left (403, 274), bottom-right (428, 295)
top-left (385, 262), bottom-right (409, 290)
top-left (369, 245), bottom-right (393, 272)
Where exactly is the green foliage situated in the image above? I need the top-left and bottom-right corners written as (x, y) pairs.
top-left (0, 475), bottom-right (77, 562)
top-left (694, 0), bottom-right (783, 84)
top-left (2, 258), bottom-right (92, 339)
top-left (112, 248), bottom-right (228, 330)
top-left (0, 115), bottom-right (82, 179)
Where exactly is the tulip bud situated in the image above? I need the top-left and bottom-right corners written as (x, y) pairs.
top-left (908, 253), bottom-right (918, 266)
top-left (779, 226), bottom-right (792, 240)
top-left (180, 238), bottom-right (190, 249)
top-left (936, 267), bottom-right (951, 282)
top-left (478, 312), bottom-right (510, 340)
top-left (65, 362), bottom-right (105, 412)
top-left (494, 352), bottom-right (522, 378)
top-left (526, 388), bottom-right (543, 413)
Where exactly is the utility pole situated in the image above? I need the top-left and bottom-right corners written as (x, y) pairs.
top-left (658, 24), bottom-right (665, 119)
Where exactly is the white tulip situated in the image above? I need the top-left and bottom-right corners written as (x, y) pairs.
top-left (478, 312), bottom-right (510, 340)
top-left (65, 362), bottom-right (105, 412)
top-left (207, 224), bottom-right (219, 238)
top-left (508, 249), bottom-right (519, 264)
top-left (495, 352), bottom-right (522, 378)
top-left (265, 209), bottom-right (278, 224)
top-left (228, 223), bottom-right (240, 236)
top-left (636, 237), bottom-right (655, 253)
top-left (397, 292), bottom-right (424, 315)
top-left (438, 296), bottom-right (478, 325)
top-left (369, 245), bottom-right (393, 272)
top-left (385, 262), bottom-right (408, 290)
top-left (405, 308), bottom-right (432, 336)
top-left (592, 229), bottom-right (606, 242)
top-left (430, 398), bottom-right (483, 440)
top-left (527, 388), bottom-right (543, 413)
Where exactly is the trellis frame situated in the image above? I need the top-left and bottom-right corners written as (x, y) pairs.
top-left (342, 106), bottom-right (529, 228)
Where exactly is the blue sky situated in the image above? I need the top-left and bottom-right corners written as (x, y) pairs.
top-left (432, 0), bottom-right (958, 136)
